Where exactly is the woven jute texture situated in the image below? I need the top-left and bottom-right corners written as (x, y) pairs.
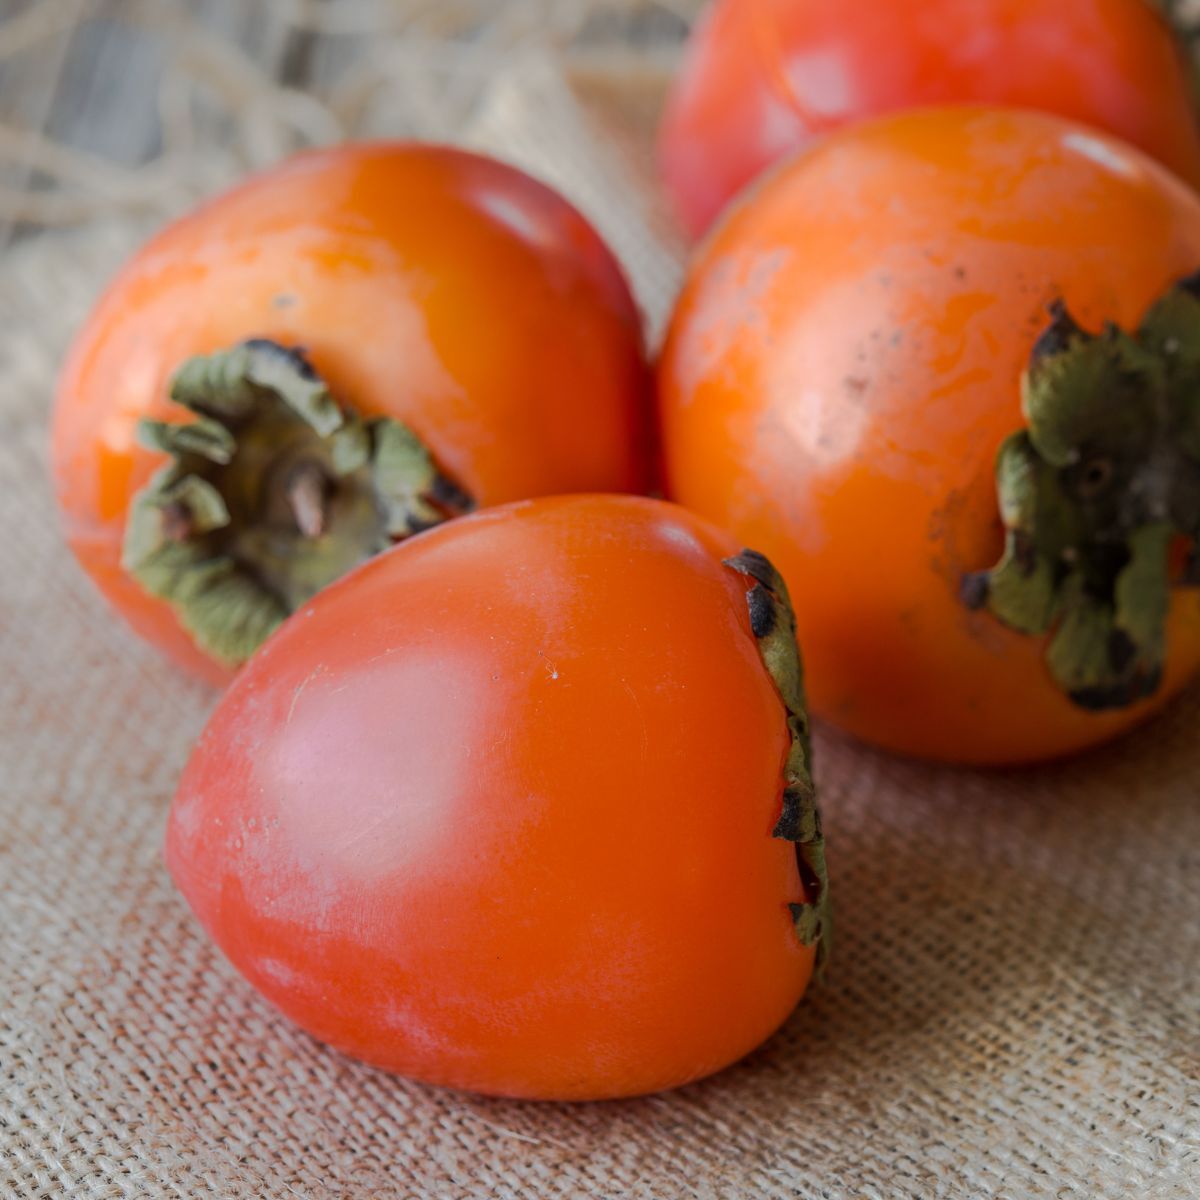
top-left (2, 5), bottom-right (1199, 1197)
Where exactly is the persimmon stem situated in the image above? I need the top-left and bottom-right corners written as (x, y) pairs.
top-left (964, 273), bottom-right (1200, 710)
top-left (287, 462), bottom-right (330, 539)
top-left (123, 339), bottom-right (474, 668)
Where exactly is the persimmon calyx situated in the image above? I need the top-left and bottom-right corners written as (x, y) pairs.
top-left (962, 273), bottom-right (1200, 710)
top-left (725, 549), bottom-right (832, 976)
top-left (122, 339), bottom-right (474, 668)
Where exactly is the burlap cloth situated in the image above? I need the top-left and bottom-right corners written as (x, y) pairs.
top-left (1, 3), bottom-right (1198, 1196)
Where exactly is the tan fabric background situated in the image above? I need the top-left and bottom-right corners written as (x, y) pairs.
top-left (1, 3), bottom-right (1198, 1196)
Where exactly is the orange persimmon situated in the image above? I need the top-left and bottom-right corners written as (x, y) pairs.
top-left (52, 143), bottom-right (649, 683)
top-left (658, 107), bottom-right (1200, 764)
top-left (660, 0), bottom-right (1200, 239)
top-left (165, 495), bottom-right (830, 1100)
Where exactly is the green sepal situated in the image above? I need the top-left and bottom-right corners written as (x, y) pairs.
top-left (1050, 523), bottom-right (1172, 710)
top-left (1022, 303), bottom-right (1161, 468)
top-left (725, 549), bottom-right (831, 978)
top-left (129, 540), bottom-right (287, 668)
top-left (968, 275), bottom-right (1200, 710)
top-left (371, 419), bottom-right (472, 536)
top-left (122, 469), bottom-right (227, 571)
top-left (170, 339), bottom-right (341, 434)
top-left (1044, 583), bottom-right (1118, 707)
top-left (156, 473), bottom-right (231, 534)
top-left (964, 433), bottom-right (1060, 635)
top-left (1139, 272), bottom-right (1200, 465)
top-left (329, 421), bottom-right (371, 476)
top-left (137, 417), bottom-right (236, 465)
top-left (123, 339), bottom-right (475, 668)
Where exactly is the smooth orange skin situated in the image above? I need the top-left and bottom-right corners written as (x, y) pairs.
top-left (660, 0), bottom-right (1200, 240)
top-left (165, 496), bottom-right (814, 1100)
top-left (658, 108), bottom-right (1200, 765)
top-left (51, 143), bottom-right (650, 684)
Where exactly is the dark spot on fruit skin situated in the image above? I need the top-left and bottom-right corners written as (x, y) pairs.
top-left (1070, 666), bottom-right (1161, 711)
top-left (1030, 300), bottom-right (1083, 364)
top-left (772, 785), bottom-right (817, 841)
top-left (747, 583), bottom-right (776, 638)
top-left (1178, 269), bottom-right (1200, 300)
top-left (429, 475), bottom-right (474, 512)
top-left (960, 572), bottom-right (990, 610)
top-left (844, 376), bottom-right (870, 396)
top-left (773, 788), bottom-right (802, 840)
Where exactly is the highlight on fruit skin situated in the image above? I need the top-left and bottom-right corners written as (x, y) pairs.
top-left (165, 494), bottom-right (830, 1101)
top-left (51, 141), bottom-right (651, 684)
top-left (657, 105), bottom-right (1200, 765)
top-left (659, 0), bottom-right (1200, 241)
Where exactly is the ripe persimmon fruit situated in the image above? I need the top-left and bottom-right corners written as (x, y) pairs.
top-left (52, 144), bottom-right (649, 683)
top-left (660, 0), bottom-right (1200, 239)
top-left (166, 495), bottom-right (830, 1100)
top-left (658, 107), bottom-right (1200, 764)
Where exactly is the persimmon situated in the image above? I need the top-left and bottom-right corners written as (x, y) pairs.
top-left (165, 495), bottom-right (831, 1100)
top-left (658, 107), bottom-right (1200, 764)
top-left (660, 0), bottom-right (1200, 240)
top-left (51, 144), bottom-right (649, 683)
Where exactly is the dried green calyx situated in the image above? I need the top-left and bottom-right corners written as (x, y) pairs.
top-left (963, 273), bottom-right (1200, 710)
top-left (123, 339), bottom-right (473, 667)
top-left (725, 549), bottom-right (831, 976)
